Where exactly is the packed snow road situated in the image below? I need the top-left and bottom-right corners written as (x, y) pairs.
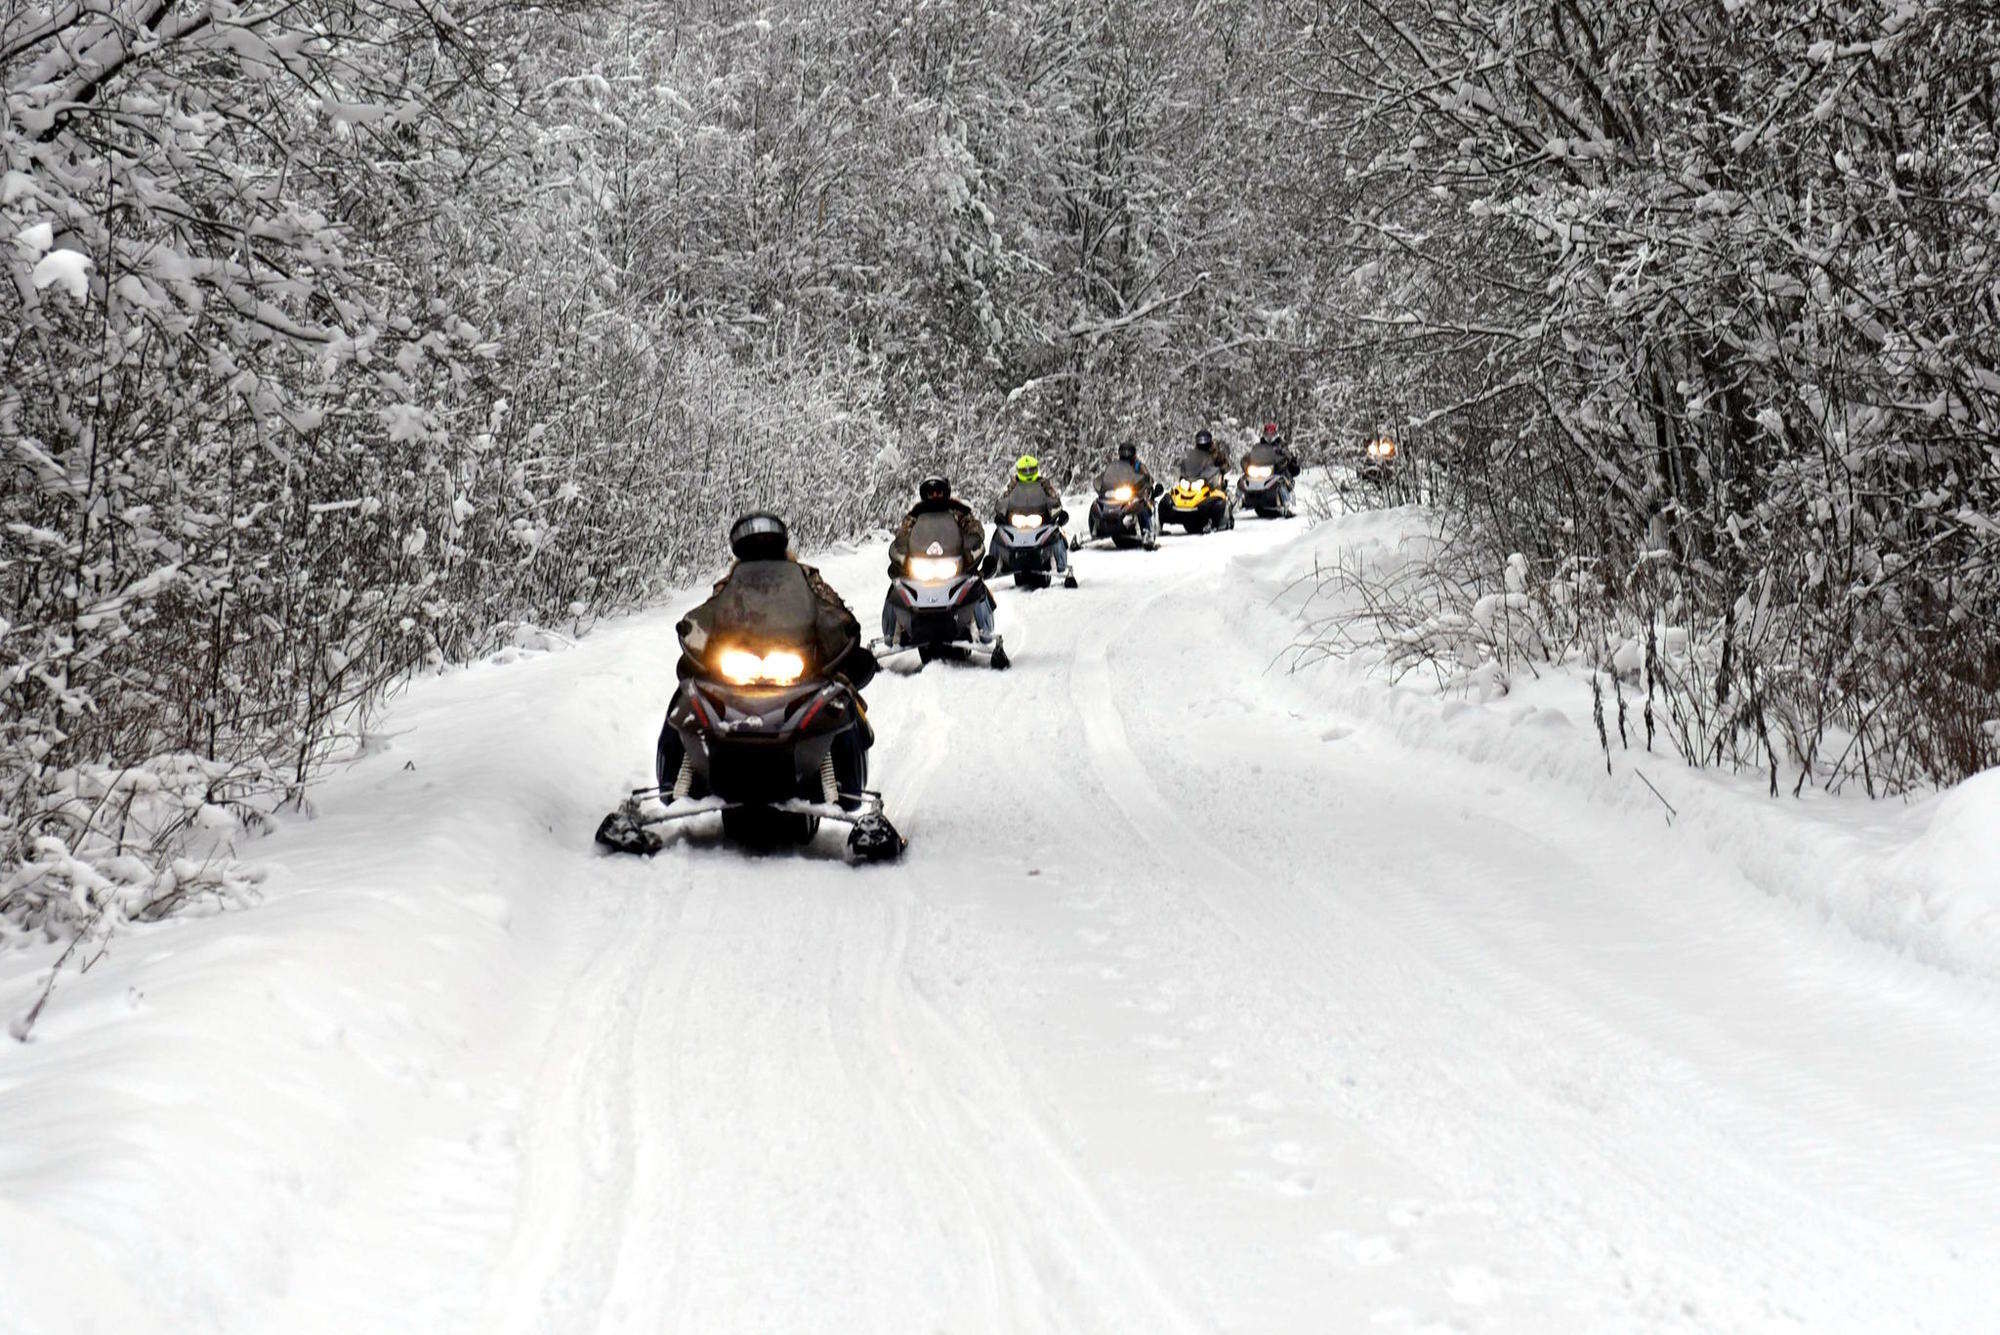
top-left (4, 503), bottom-right (1998, 1333)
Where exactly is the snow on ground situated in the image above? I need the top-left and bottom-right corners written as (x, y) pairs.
top-left (3, 490), bottom-right (1998, 1333)
top-left (1244, 504), bottom-right (2000, 983)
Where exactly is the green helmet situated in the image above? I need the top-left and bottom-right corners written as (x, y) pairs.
top-left (1014, 454), bottom-right (1041, 483)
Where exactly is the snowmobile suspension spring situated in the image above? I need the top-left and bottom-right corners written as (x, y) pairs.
top-left (673, 755), bottom-right (695, 800)
top-left (819, 751), bottom-right (839, 804)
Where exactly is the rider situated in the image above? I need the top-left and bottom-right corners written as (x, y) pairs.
top-left (1195, 428), bottom-right (1231, 481)
top-left (1253, 421), bottom-right (1302, 478)
top-left (680, 512), bottom-right (877, 690)
top-left (1111, 441), bottom-right (1158, 494)
top-left (888, 475), bottom-right (994, 640)
top-left (994, 454), bottom-right (1070, 577)
top-left (890, 475), bottom-right (984, 572)
top-left (666, 511), bottom-right (877, 800)
top-left (1095, 442), bottom-right (1161, 545)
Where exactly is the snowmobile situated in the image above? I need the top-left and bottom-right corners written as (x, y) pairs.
top-left (988, 481), bottom-right (1077, 589)
top-left (1356, 435), bottom-right (1398, 487)
top-left (1239, 442), bottom-right (1297, 518)
top-left (1086, 461), bottom-right (1162, 549)
top-left (1162, 447), bottom-right (1235, 534)
top-left (875, 511), bottom-right (1009, 669)
top-left (594, 559), bottom-right (905, 861)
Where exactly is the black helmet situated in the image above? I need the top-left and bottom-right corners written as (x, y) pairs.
top-left (729, 511), bottom-right (789, 561)
top-left (1195, 429), bottom-right (1213, 447)
top-left (919, 475), bottom-right (951, 503)
top-left (1117, 441), bottom-right (1139, 463)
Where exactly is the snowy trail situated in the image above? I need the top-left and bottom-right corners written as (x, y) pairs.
top-left (4, 501), bottom-right (1999, 1333)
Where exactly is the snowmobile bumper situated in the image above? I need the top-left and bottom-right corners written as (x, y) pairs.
top-left (1163, 491), bottom-right (1230, 531)
top-left (991, 519), bottom-right (1063, 586)
top-left (1240, 475), bottom-right (1293, 515)
top-left (879, 573), bottom-right (1006, 668)
top-left (870, 634), bottom-right (1010, 671)
top-left (595, 789), bottom-right (905, 862)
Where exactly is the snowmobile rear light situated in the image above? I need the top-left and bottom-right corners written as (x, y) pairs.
top-left (715, 646), bottom-right (807, 685)
top-left (1246, 464), bottom-right (1274, 480)
top-left (908, 555), bottom-right (961, 582)
top-left (1009, 512), bottom-right (1044, 529)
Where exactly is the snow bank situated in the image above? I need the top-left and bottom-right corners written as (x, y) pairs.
top-left (1225, 504), bottom-right (2000, 983)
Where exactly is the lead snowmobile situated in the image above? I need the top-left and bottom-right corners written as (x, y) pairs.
top-left (594, 513), bottom-right (905, 861)
top-left (877, 508), bottom-right (1009, 669)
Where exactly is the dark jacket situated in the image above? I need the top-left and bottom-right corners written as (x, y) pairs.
top-left (678, 557), bottom-right (875, 689)
top-left (1199, 440), bottom-right (1231, 475)
top-left (1177, 445), bottom-right (1227, 489)
top-left (889, 498), bottom-right (984, 571)
top-left (1246, 439), bottom-right (1301, 479)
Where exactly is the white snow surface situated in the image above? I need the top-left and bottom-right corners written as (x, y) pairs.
top-left (3, 498), bottom-right (1998, 1333)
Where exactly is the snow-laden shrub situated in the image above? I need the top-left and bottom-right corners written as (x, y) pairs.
top-left (1299, 0), bottom-right (2000, 794)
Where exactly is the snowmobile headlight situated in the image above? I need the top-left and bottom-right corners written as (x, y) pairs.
top-left (1009, 512), bottom-right (1043, 529)
top-left (1246, 464), bottom-right (1274, 480)
top-left (716, 646), bottom-right (807, 685)
top-left (1368, 438), bottom-right (1397, 460)
top-left (907, 555), bottom-right (961, 582)
top-left (717, 647), bottom-right (765, 684)
top-left (1106, 485), bottom-right (1134, 502)
top-left (1178, 477), bottom-right (1199, 490)
top-left (759, 649), bottom-right (806, 684)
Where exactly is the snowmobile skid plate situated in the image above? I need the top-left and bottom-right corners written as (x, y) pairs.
top-left (595, 789), bottom-right (906, 862)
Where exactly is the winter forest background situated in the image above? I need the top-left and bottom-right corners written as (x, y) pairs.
top-left (3, 0), bottom-right (1996, 935)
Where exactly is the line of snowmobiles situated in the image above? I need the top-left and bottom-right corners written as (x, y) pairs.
top-left (594, 438), bottom-right (1303, 866)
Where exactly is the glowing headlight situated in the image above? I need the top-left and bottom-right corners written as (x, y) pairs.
top-left (717, 648), bottom-right (763, 684)
top-left (1009, 512), bottom-right (1044, 529)
top-left (1106, 485), bottom-right (1135, 502)
top-left (716, 647), bottom-right (806, 685)
top-left (1368, 439), bottom-right (1397, 460)
top-left (1246, 464), bottom-right (1274, 480)
top-left (759, 649), bottom-right (805, 684)
top-left (1179, 477), bottom-right (1200, 490)
top-left (908, 555), bottom-right (961, 582)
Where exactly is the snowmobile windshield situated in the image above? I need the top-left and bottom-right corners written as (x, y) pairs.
top-left (1098, 460), bottom-right (1143, 491)
top-left (1000, 481), bottom-right (1049, 518)
top-left (1246, 442), bottom-right (1282, 467)
top-left (906, 510), bottom-right (969, 558)
top-left (686, 560), bottom-right (820, 667)
top-left (1177, 448), bottom-right (1219, 481)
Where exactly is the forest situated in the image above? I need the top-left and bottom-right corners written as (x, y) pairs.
top-left (3, 0), bottom-right (1995, 935)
